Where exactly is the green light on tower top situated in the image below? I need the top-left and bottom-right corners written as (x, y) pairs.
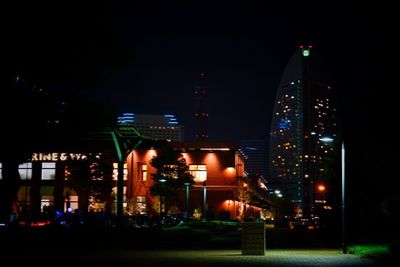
top-left (300, 45), bottom-right (312, 57)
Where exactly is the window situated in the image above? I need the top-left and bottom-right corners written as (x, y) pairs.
top-left (41, 162), bottom-right (56, 180)
top-left (189, 165), bottom-right (207, 182)
top-left (112, 186), bottom-right (127, 202)
top-left (0, 163), bottom-right (2, 180)
top-left (164, 165), bottom-right (178, 179)
top-left (113, 163), bottom-right (127, 180)
top-left (138, 163), bottom-right (147, 181)
top-left (19, 162), bottom-right (32, 180)
top-left (65, 195), bottom-right (78, 213)
top-left (136, 196), bottom-right (146, 214)
top-left (41, 195), bottom-right (54, 212)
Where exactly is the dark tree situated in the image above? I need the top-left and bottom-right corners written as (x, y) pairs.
top-left (0, 75), bottom-right (59, 222)
top-left (66, 161), bottom-right (91, 213)
top-left (66, 157), bottom-right (113, 213)
top-left (149, 143), bottom-right (193, 214)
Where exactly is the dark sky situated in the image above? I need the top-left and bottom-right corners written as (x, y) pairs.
top-left (5, 0), bottom-right (396, 143)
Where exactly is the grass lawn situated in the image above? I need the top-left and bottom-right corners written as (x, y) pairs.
top-left (347, 243), bottom-right (395, 263)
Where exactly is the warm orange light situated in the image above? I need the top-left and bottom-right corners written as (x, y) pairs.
top-left (204, 152), bottom-right (218, 166)
top-left (226, 167), bottom-right (235, 173)
top-left (181, 152), bottom-right (192, 164)
top-left (146, 149), bottom-right (157, 158)
top-left (317, 184), bottom-right (326, 192)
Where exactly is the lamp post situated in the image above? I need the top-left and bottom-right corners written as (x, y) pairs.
top-left (203, 181), bottom-right (207, 219)
top-left (341, 141), bottom-right (347, 254)
top-left (319, 137), bottom-right (346, 254)
top-left (184, 182), bottom-right (191, 219)
top-left (159, 178), bottom-right (166, 215)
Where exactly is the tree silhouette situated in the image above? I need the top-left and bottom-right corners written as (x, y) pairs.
top-left (149, 143), bottom-right (193, 214)
top-left (0, 75), bottom-right (60, 222)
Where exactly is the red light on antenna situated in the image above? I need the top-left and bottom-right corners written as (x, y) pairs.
top-left (308, 45), bottom-right (313, 48)
top-left (299, 45), bottom-right (304, 49)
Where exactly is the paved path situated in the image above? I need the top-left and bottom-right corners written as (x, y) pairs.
top-left (10, 249), bottom-right (388, 267)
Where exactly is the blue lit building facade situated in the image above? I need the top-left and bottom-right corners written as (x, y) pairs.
top-left (117, 113), bottom-right (184, 141)
top-left (239, 139), bottom-right (268, 179)
top-left (269, 46), bottom-right (338, 219)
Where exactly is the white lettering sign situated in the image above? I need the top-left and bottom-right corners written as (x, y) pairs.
top-left (31, 153), bottom-right (100, 161)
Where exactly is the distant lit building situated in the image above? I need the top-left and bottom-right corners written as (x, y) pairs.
top-left (240, 139), bottom-right (268, 178)
top-left (268, 45), bottom-right (338, 219)
top-left (117, 113), bottom-right (184, 141)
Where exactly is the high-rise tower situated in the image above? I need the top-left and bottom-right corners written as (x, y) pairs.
top-left (194, 72), bottom-right (209, 140)
top-left (269, 45), bottom-right (338, 219)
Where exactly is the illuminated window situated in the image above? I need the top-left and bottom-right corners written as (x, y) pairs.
top-left (41, 162), bottom-right (56, 180)
top-left (189, 165), bottom-right (207, 182)
top-left (64, 195), bottom-right (78, 213)
top-left (164, 165), bottom-right (178, 179)
top-left (112, 186), bottom-right (127, 202)
top-left (19, 162), bottom-right (33, 180)
top-left (138, 163), bottom-right (147, 181)
top-left (113, 163), bottom-right (127, 180)
top-left (41, 195), bottom-right (54, 211)
top-left (136, 196), bottom-right (146, 214)
top-left (0, 163), bottom-right (2, 180)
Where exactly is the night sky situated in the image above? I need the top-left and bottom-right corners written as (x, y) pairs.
top-left (3, 0), bottom-right (399, 242)
top-left (5, 0), bottom-right (396, 143)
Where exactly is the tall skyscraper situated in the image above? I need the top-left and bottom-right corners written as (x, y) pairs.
top-left (268, 46), bottom-right (338, 219)
top-left (194, 73), bottom-right (209, 140)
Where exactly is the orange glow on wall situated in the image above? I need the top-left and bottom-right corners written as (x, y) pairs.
top-left (226, 167), bottom-right (235, 173)
top-left (225, 199), bottom-right (233, 206)
top-left (223, 167), bottom-right (236, 180)
top-left (204, 152), bottom-right (219, 166)
top-left (146, 149), bottom-right (157, 159)
top-left (182, 152), bottom-right (192, 164)
top-left (317, 184), bottom-right (326, 192)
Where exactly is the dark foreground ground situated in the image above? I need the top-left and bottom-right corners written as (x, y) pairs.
top-left (2, 248), bottom-right (392, 267)
top-left (1, 224), bottom-right (337, 250)
top-left (1, 226), bottom-right (397, 267)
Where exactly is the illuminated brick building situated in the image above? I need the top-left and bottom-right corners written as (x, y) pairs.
top-left (2, 139), bottom-right (262, 221)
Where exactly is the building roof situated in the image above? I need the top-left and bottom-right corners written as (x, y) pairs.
top-left (172, 141), bottom-right (238, 151)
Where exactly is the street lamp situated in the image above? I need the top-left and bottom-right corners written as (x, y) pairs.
top-left (159, 178), bottom-right (166, 215)
top-left (341, 141), bottom-right (347, 254)
top-left (203, 181), bottom-right (207, 220)
top-left (319, 137), bottom-right (346, 254)
top-left (184, 182), bottom-right (191, 219)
